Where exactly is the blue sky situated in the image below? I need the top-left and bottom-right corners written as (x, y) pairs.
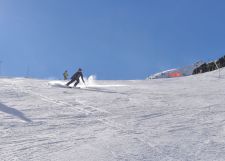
top-left (1, 0), bottom-right (225, 79)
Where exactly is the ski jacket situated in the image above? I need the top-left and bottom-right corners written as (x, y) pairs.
top-left (71, 71), bottom-right (85, 82)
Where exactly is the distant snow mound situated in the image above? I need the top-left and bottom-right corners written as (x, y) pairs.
top-left (147, 61), bottom-right (204, 79)
top-left (147, 68), bottom-right (178, 79)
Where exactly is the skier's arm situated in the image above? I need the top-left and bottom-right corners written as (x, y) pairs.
top-left (71, 74), bottom-right (75, 80)
top-left (81, 73), bottom-right (85, 84)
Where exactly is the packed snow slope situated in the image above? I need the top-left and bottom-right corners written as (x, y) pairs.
top-left (1, 69), bottom-right (225, 161)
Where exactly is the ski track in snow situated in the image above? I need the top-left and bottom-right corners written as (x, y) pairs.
top-left (1, 69), bottom-right (225, 160)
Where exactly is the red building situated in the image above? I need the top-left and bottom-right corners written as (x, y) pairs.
top-left (168, 71), bottom-right (182, 78)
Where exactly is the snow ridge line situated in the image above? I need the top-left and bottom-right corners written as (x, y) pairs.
top-left (28, 91), bottom-right (111, 115)
top-left (76, 100), bottom-right (110, 114)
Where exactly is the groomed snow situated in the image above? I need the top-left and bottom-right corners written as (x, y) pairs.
top-left (1, 69), bottom-right (225, 161)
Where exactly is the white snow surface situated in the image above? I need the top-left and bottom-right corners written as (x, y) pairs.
top-left (1, 70), bottom-right (225, 161)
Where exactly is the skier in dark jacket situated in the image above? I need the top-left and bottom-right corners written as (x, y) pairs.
top-left (66, 68), bottom-right (85, 87)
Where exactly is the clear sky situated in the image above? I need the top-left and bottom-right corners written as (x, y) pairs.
top-left (1, 0), bottom-right (225, 80)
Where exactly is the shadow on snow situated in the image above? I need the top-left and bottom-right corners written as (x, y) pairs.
top-left (0, 102), bottom-right (32, 122)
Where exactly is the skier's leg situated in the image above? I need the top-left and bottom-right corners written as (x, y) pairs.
top-left (74, 79), bottom-right (80, 87)
top-left (66, 79), bottom-right (75, 86)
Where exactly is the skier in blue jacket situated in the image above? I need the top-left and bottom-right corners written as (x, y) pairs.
top-left (66, 68), bottom-right (85, 87)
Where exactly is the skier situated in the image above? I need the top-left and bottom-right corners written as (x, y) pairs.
top-left (63, 70), bottom-right (69, 80)
top-left (66, 68), bottom-right (85, 87)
